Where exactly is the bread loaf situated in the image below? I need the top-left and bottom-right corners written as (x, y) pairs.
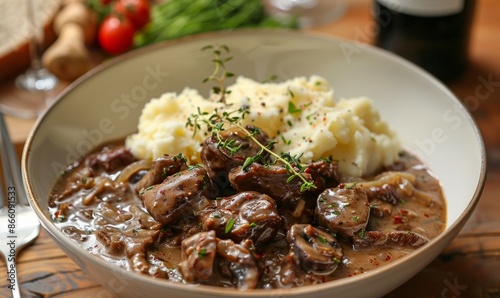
top-left (0, 0), bottom-right (61, 82)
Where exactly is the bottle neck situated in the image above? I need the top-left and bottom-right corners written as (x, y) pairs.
top-left (376, 0), bottom-right (465, 17)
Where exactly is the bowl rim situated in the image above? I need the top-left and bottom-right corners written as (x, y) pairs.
top-left (22, 29), bottom-right (487, 296)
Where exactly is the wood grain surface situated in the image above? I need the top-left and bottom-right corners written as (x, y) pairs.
top-left (2, 0), bottom-right (499, 297)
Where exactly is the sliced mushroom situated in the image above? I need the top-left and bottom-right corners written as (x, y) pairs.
top-left (315, 186), bottom-right (370, 238)
top-left (287, 224), bottom-right (343, 275)
top-left (273, 253), bottom-right (323, 288)
top-left (216, 239), bottom-right (259, 290)
top-left (178, 230), bottom-right (217, 282)
top-left (199, 191), bottom-right (281, 245)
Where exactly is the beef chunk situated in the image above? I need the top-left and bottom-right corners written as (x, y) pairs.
top-left (98, 202), bottom-right (133, 224)
top-left (359, 172), bottom-right (433, 206)
top-left (96, 226), bottom-right (163, 276)
top-left (178, 230), bottom-right (217, 282)
top-left (353, 229), bottom-right (429, 249)
top-left (128, 205), bottom-right (162, 230)
top-left (135, 154), bottom-right (187, 194)
top-left (201, 126), bottom-right (271, 185)
top-left (229, 163), bottom-right (312, 210)
top-left (139, 166), bottom-right (216, 225)
top-left (178, 232), bottom-right (259, 289)
top-left (84, 145), bottom-right (136, 174)
top-left (229, 160), bottom-right (338, 213)
top-left (305, 160), bottom-right (340, 190)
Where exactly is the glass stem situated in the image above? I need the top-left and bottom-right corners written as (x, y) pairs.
top-left (27, 0), bottom-right (43, 71)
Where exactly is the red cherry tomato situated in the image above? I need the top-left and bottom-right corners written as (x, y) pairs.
top-left (114, 0), bottom-right (150, 30)
top-left (98, 15), bottom-right (136, 55)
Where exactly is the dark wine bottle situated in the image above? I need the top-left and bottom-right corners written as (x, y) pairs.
top-left (374, 0), bottom-right (475, 82)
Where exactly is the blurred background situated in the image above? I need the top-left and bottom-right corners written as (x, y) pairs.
top-left (0, 0), bottom-right (483, 100)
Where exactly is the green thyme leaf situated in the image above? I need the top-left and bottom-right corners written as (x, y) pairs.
top-left (242, 157), bottom-right (254, 170)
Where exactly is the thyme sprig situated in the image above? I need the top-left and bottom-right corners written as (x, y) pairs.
top-left (192, 44), bottom-right (316, 192)
top-left (186, 107), bottom-right (316, 192)
top-left (201, 44), bottom-right (234, 104)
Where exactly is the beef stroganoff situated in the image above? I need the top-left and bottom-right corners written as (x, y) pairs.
top-left (49, 46), bottom-right (446, 289)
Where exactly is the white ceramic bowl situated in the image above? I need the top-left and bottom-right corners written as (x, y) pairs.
top-left (22, 30), bottom-right (486, 298)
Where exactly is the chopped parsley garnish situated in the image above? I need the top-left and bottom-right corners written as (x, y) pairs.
top-left (225, 218), bottom-right (235, 233)
top-left (262, 74), bottom-right (278, 83)
top-left (345, 182), bottom-right (357, 189)
top-left (281, 134), bottom-right (291, 146)
top-left (53, 214), bottom-right (65, 223)
top-left (140, 185), bottom-right (154, 195)
top-left (187, 164), bottom-right (203, 170)
top-left (288, 101), bottom-right (302, 114)
top-left (198, 248), bottom-right (208, 258)
top-left (318, 235), bottom-right (327, 244)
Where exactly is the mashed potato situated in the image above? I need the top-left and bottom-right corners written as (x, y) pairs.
top-left (125, 76), bottom-right (401, 177)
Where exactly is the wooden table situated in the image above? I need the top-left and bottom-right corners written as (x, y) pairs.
top-left (2, 0), bottom-right (499, 296)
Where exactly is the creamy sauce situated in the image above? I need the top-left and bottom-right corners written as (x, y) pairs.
top-left (49, 143), bottom-right (446, 288)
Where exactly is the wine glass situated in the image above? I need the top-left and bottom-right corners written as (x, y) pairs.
top-left (15, 0), bottom-right (57, 92)
top-left (0, 0), bottom-right (58, 119)
top-left (263, 0), bottom-right (348, 28)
